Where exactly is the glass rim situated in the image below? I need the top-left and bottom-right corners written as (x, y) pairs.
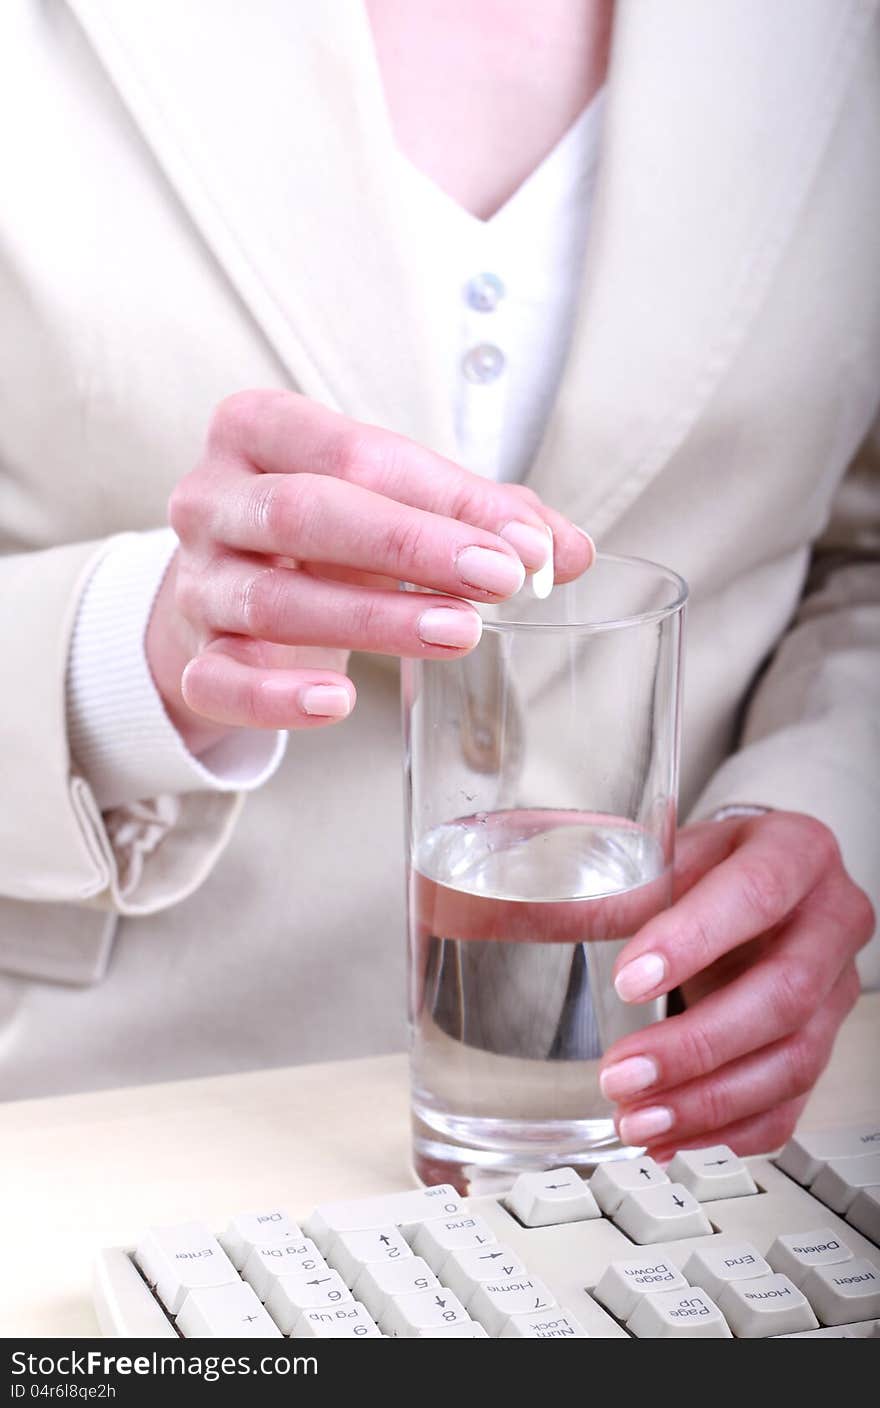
top-left (480, 551), bottom-right (689, 635)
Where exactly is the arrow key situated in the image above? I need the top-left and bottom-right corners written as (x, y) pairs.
top-left (614, 1183), bottom-right (713, 1244)
top-left (666, 1145), bottom-right (757, 1201)
top-left (381, 1287), bottom-right (471, 1337)
top-left (325, 1226), bottom-right (411, 1284)
top-left (439, 1243), bottom-right (527, 1307)
top-left (505, 1167), bottom-right (600, 1227)
top-left (589, 1156), bottom-right (669, 1214)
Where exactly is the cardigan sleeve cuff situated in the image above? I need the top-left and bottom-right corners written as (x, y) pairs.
top-left (66, 527), bottom-right (286, 811)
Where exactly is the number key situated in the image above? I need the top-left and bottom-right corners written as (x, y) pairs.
top-left (469, 1275), bottom-right (557, 1336)
top-left (381, 1288), bottom-right (471, 1337)
top-left (326, 1226), bottom-right (411, 1284)
top-left (352, 1257), bottom-right (439, 1320)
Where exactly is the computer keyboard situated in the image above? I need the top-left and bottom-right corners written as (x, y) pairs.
top-left (94, 1120), bottom-right (880, 1338)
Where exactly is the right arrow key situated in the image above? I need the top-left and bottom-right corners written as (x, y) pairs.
top-left (666, 1145), bottom-right (758, 1201)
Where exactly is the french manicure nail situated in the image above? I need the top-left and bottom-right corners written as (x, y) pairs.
top-left (614, 952), bottom-right (667, 1002)
top-left (301, 685), bottom-right (352, 717)
top-left (456, 545), bottom-right (526, 597)
top-left (599, 1055), bottom-right (659, 1101)
top-left (618, 1106), bottom-right (674, 1146)
top-left (498, 521), bottom-right (552, 570)
top-left (418, 607), bottom-right (483, 649)
top-left (531, 527), bottom-right (554, 600)
top-left (574, 525), bottom-right (597, 564)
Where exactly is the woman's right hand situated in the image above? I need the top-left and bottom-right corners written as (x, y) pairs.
top-left (146, 390), bottom-right (594, 753)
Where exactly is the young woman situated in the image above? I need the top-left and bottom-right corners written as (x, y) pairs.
top-left (0, 0), bottom-right (876, 1162)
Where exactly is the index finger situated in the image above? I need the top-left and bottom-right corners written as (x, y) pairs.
top-left (611, 813), bottom-right (833, 1003)
top-left (208, 390), bottom-right (594, 579)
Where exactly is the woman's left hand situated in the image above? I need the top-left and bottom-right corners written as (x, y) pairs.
top-left (598, 810), bottom-right (874, 1158)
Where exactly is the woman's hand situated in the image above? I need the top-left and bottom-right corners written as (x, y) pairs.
top-left (147, 389), bottom-right (593, 753)
top-left (599, 811), bottom-right (874, 1158)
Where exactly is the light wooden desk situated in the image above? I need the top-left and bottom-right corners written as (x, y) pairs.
top-left (2, 995), bottom-right (877, 1338)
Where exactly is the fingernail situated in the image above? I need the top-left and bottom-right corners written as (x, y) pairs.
top-left (498, 521), bottom-right (552, 570)
top-left (531, 527), bottom-right (554, 600)
top-left (618, 1106), bottom-right (674, 1146)
top-left (418, 607), bottom-right (483, 649)
top-left (574, 525), bottom-right (597, 564)
top-left (614, 952), bottom-right (667, 1002)
top-left (600, 1055), bottom-right (659, 1101)
top-left (180, 659), bottom-right (199, 699)
top-left (456, 545), bottom-right (526, 597)
top-left (301, 685), bottom-right (352, 717)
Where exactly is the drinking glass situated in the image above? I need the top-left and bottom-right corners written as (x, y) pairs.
top-left (401, 553), bottom-right (688, 1193)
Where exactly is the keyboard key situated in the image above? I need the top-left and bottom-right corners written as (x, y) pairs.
top-left (505, 1168), bottom-right (600, 1227)
top-left (304, 1185), bottom-right (463, 1250)
top-left (469, 1275), bottom-right (557, 1336)
top-left (411, 1214), bottom-right (496, 1265)
top-left (776, 1122), bottom-right (880, 1185)
top-left (242, 1239), bottom-right (327, 1301)
top-left (326, 1226), bottom-right (411, 1284)
top-left (718, 1273), bottom-right (818, 1337)
top-left (220, 1211), bottom-right (303, 1270)
top-left (589, 1156), bottom-right (669, 1215)
top-left (593, 1257), bottom-right (688, 1320)
top-left (440, 1244), bottom-right (527, 1306)
top-left (176, 1281), bottom-right (282, 1338)
top-left (352, 1257), bottom-right (439, 1319)
top-left (382, 1287), bottom-right (471, 1337)
top-left (293, 1302), bottom-right (382, 1337)
top-left (501, 1308), bottom-right (589, 1338)
top-left (265, 1270), bottom-right (352, 1334)
top-left (766, 1228), bottom-right (854, 1287)
top-left (627, 1287), bottom-right (732, 1339)
top-left (666, 1145), bottom-right (757, 1201)
top-left (415, 1322), bottom-right (489, 1337)
top-left (613, 1184), bottom-right (713, 1244)
top-left (847, 1186), bottom-right (880, 1244)
top-left (776, 1322), bottom-right (880, 1338)
top-left (802, 1258), bottom-right (880, 1325)
top-left (810, 1152), bottom-right (880, 1214)
top-left (135, 1223), bottom-right (239, 1315)
top-left (683, 1243), bottom-right (771, 1301)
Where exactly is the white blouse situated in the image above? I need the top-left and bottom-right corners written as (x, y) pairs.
top-left (66, 94), bottom-right (605, 809)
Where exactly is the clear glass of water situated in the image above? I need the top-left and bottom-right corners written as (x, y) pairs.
top-left (401, 553), bottom-right (688, 1194)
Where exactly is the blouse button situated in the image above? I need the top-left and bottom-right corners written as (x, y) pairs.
top-left (465, 272), bottom-right (506, 312)
top-left (462, 344), bottom-right (506, 384)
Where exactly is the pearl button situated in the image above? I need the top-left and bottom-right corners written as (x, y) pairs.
top-left (465, 272), bottom-right (505, 312)
top-left (462, 343), bottom-right (506, 383)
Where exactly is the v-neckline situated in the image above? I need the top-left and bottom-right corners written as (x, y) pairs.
top-left (395, 89), bottom-right (607, 233)
top-left (360, 0), bottom-right (607, 226)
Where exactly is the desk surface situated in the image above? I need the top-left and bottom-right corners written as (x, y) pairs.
top-left (2, 993), bottom-right (878, 1337)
